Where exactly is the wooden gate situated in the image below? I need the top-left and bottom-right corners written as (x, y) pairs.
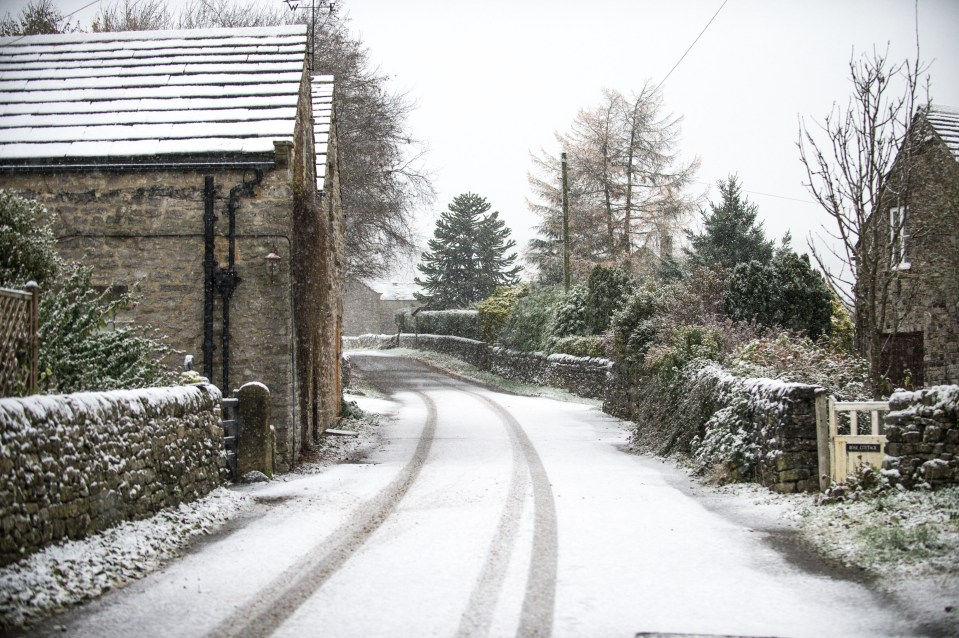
top-left (222, 390), bottom-right (239, 479)
top-left (827, 398), bottom-right (891, 484)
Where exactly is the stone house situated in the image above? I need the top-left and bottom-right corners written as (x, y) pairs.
top-left (343, 277), bottom-right (421, 335)
top-left (869, 105), bottom-right (959, 387)
top-left (0, 25), bottom-right (345, 471)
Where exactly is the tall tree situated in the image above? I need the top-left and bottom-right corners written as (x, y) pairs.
top-left (685, 175), bottom-right (775, 269)
top-left (527, 86), bottom-right (699, 279)
top-left (798, 48), bottom-right (928, 392)
top-left (0, 0), bottom-right (79, 35)
top-left (415, 193), bottom-right (521, 309)
top-left (89, 0), bottom-right (432, 279)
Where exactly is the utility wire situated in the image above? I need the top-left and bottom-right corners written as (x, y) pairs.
top-left (693, 179), bottom-right (817, 205)
top-left (653, 0), bottom-right (729, 93)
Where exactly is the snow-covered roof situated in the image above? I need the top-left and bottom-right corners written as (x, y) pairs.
top-left (311, 75), bottom-right (332, 192)
top-left (363, 280), bottom-right (421, 302)
top-left (926, 105), bottom-right (959, 163)
top-left (0, 25), bottom-right (312, 166)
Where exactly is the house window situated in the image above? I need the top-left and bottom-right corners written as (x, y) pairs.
top-left (890, 206), bottom-right (910, 269)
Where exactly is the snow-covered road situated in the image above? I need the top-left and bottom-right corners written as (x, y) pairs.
top-left (28, 351), bottom-right (929, 637)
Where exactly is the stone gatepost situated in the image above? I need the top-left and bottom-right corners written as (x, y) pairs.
top-left (237, 382), bottom-right (273, 478)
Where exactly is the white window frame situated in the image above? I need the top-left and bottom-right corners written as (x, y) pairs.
top-left (890, 205), bottom-right (910, 270)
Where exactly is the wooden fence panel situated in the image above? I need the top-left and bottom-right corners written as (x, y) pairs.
top-left (0, 282), bottom-right (38, 396)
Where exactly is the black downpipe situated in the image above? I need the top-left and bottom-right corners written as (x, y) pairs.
top-left (215, 170), bottom-right (264, 392)
top-left (202, 176), bottom-right (216, 381)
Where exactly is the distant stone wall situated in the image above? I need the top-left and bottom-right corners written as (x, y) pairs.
top-left (343, 333), bottom-right (611, 401)
top-left (884, 385), bottom-right (959, 488)
top-left (0, 385), bottom-right (225, 566)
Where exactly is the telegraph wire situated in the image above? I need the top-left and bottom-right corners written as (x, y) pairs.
top-left (653, 0), bottom-right (729, 93)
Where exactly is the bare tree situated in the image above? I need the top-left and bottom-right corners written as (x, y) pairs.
top-left (527, 86), bottom-right (699, 279)
top-left (92, 0), bottom-right (173, 32)
top-left (799, 47), bottom-right (929, 393)
top-left (1, 0), bottom-right (79, 35)
top-left (177, 0), bottom-right (289, 29)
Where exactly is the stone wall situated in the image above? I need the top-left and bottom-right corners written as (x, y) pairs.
top-left (605, 364), bottom-right (823, 493)
top-left (343, 333), bottom-right (611, 401)
top-left (883, 385), bottom-right (959, 488)
top-left (0, 385), bottom-right (225, 566)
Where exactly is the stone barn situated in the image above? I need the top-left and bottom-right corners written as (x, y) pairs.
top-left (871, 105), bottom-right (959, 388)
top-left (0, 25), bottom-right (345, 471)
top-left (343, 277), bottom-right (421, 336)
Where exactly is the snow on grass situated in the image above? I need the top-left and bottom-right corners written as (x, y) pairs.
top-left (795, 487), bottom-right (959, 579)
top-left (0, 488), bottom-right (252, 630)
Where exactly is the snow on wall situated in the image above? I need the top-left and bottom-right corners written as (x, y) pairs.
top-left (0, 384), bottom-right (226, 566)
top-left (0, 26), bottom-right (313, 162)
top-left (342, 333), bottom-right (612, 400)
top-left (884, 385), bottom-right (959, 488)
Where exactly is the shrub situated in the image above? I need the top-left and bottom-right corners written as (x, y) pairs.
top-left (499, 285), bottom-right (565, 352)
top-left (691, 393), bottom-right (761, 483)
top-left (610, 285), bottom-right (668, 363)
top-left (583, 265), bottom-right (635, 334)
top-left (477, 284), bottom-right (528, 342)
top-left (395, 308), bottom-right (415, 333)
top-left (549, 284), bottom-right (589, 342)
top-left (0, 189), bottom-right (60, 286)
top-left (724, 252), bottom-right (832, 339)
top-left (38, 265), bottom-right (174, 393)
top-left (552, 335), bottom-right (607, 358)
top-left (645, 325), bottom-right (724, 378)
top-left (408, 309), bottom-right (481, 340)
top-left (729, 333), bottom-right (870, 400)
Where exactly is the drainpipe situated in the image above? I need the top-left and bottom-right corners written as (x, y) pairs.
top-left (215, 169), bottom-right (264, 391)
top-left (203, 176), bottom-right (216, 381)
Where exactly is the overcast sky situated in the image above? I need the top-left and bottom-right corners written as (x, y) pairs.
top-left (7, 0), bottom-right (959, 280)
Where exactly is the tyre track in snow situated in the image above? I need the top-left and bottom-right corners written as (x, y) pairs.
top-left (206, 388), bottom-right (438, 638)
top-left (457, 390), bottom-right (558, 638)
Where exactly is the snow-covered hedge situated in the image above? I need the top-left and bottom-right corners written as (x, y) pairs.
top-left (884, 385), bottom-right (959, 489)
top-left (0, 385), bottom-right (226, 566)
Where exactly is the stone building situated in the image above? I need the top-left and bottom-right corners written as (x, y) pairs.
top-left (870, 105), bottom-right (959, 387)
top-left (0, 25), bottom-right (345, 471)
top-left (343, 277), bottom-right (421, 335)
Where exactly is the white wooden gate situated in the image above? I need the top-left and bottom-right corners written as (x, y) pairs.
top-left (827, 398), bottom-right (891, 484)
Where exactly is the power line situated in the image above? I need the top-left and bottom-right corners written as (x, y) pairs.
top-left (693, 179), bottom-right (817, 205)
top-left (653, 0), bottom-right (728, 94)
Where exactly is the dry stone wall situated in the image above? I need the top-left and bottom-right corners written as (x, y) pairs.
top-left (884, 385), bottom-right (959, 488)
top-left (343, 333), bottom-right (611, 401)
top-left (0, 385), bottom-right (225, 566)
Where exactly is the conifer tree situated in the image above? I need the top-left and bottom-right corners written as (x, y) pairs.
top-left (415, 193), bottom-right (521, 309)
top-left (686, 175), bottom-right (775, 269)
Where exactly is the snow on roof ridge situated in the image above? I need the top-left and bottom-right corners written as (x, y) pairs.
top-left (0, 24), bottom-right (306, 47)
top-left (929, 103), bottom-right (959, 115)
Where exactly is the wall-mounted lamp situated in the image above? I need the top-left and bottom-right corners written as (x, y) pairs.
top-left (265, 246), bottom-right (282, 284)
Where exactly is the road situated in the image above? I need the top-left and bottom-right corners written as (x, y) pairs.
top-left (26, 351), bottom-right (932, 637)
